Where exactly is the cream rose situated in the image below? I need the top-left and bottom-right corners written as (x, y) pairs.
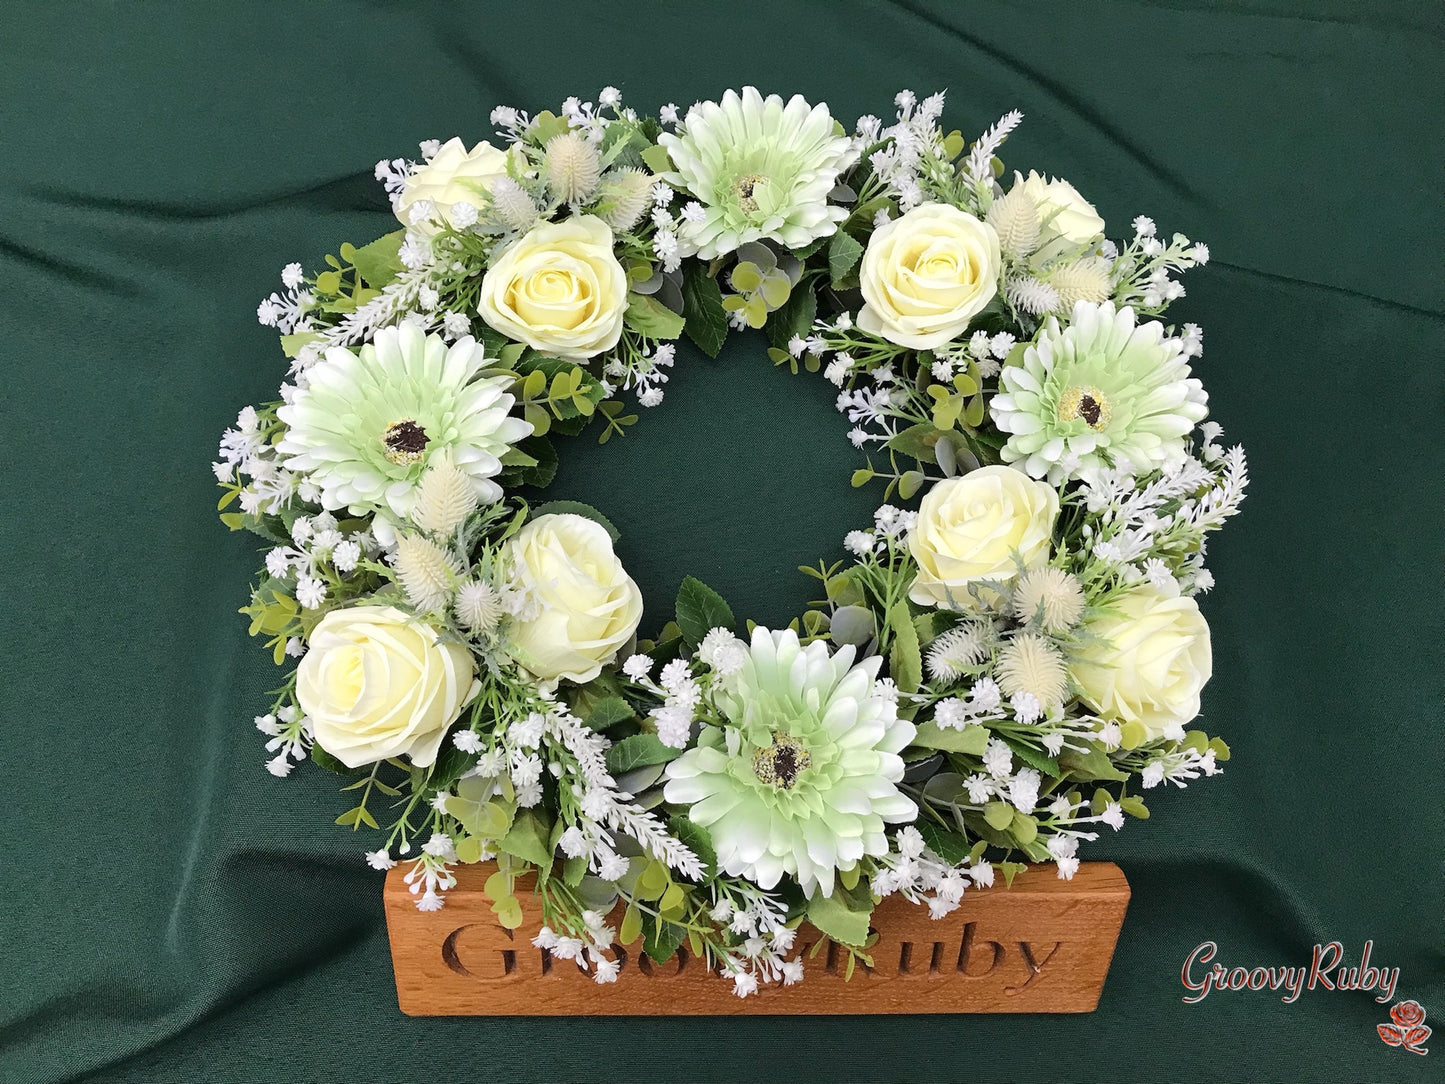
top-left (1070, 587), bottom-right (1212, 741)
top-left (1012, 170), bottom-right (1105, 245)
top-left (857, 203), bottom-right (1001, 350)
top-left (908, 466), bottom-right (1059, 609)
top-left (477, 216), bottom-right (627, 360)
top-left (297, 605), bottom-right (477, 769)
top-left (505, 513), bottom-right (643, 684)
top-left (395, 137), bottom-right (512, 234)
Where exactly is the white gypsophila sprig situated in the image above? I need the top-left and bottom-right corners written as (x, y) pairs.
top-left (707, 880), bottom-right (803, 996)
top-left (864, 89), bottom-right (952, 212)
top-left (871, 825), bottom-right (996, 919)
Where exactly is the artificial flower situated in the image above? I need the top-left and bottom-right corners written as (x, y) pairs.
top-left (477, 215), bottom-right (627, 360)
top-left (908, 466), bottom-right (1059, 609)
top-left (1009, 170), bottom-right (1106, 245)
top-left (276, 326), bottom-right (530, 535)
top-left (504, 513), bottom-right (643, 684)
top-left (990, 300), bottom-right (1209, 484)
top-left (395, 138), bottom-right (513, 234)
top-left (856, 202), bottom-right (1001, 350)
top-left (659, 87), bottom-right (856, 259)
top-left (1070, 586), bottom-right (1212, 741)
top-left (663, 628), bottom-right (916, 898)
top-left (298, 605), bottom-right (478, 768)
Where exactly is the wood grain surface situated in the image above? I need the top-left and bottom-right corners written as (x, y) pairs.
top-left (385, 861), bottom-right (1130, 1015)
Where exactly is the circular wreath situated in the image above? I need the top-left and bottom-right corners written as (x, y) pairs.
top-left (218, 86), bottom-right (1247, 995)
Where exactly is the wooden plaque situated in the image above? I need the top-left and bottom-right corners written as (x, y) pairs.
top-left (385, 861), bottom-right (1129, 1015)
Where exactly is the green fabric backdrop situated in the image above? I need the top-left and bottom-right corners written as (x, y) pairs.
top-left (2, 2), bottom-right (1441, 1080)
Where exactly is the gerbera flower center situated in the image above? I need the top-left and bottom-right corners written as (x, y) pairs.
top-left (751, 732), bottom-right (810, 789)
top-left (732, 173), bottom-right (768, 216)
top-left (383, 419), bottom-right (430, 464)
top-left (1057, 386), bottom-right (1112, 431)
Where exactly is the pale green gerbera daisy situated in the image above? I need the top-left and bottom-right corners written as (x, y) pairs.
top-left (663, 627), bottom-right (916, 898)
top-left (277, 325), bottom-right (531, 536)
top-left (659, 87), bottom-right (857, 260)
top-left (990, 300), bottom-right (1209, 484)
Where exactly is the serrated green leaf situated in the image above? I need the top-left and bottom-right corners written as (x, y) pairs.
top-left (644, 916), bottom-right (688, 964)
top-left (279, 331), bottom-right (321, 359)
top-left (916, 820), bottom-right (972, 865)
top-left (562, 854), bottom-right (588, 887)
top-left (910, 721), bottom-right (989, 755)
top-left (605, 733), bottom-right (681, 774)
top-left (675, 575), bottom-right (734, 646)
top-left (529, 500), bottom-right (620, 541)
top-left (1008, 741), bottom-right (1060, 777)
top-left (311, 744), bottom-right (363, 776)
top-left (888, 601), bottom-right (922, 694)
top-left (886, 422), bottom-right (952, 463)
top-left (807, 891), bottom-right (872, 948)
top-left (349, 229), bottom-right (404, 288)
top-left (584, 695), bottom-right (635, 731)
top-left (498, 809), bottom-right (553, 868)
top-left (1119, 795), bottom-right (1150, 819)
top-left (765, 280), bottom-right (817, 351)
top-left (624, 292), bottom-right (686, 339)
top-left (827, 230), bottom-right (864, 287)
top-left (641, 144), bottom-right (672, 174)
top-left (668, 816), bottom-right (716, 880)
top-left (1058, 745), bottom-right (1129, 782)
top-left (681, 261), bottom-right (727, 357)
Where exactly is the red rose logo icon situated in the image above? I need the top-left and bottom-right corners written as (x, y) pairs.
top-left (1379, 1000), bottom-right (1430, 1055)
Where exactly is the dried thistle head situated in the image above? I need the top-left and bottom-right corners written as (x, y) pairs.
top-left (544, 131), bottom-right (602, 205)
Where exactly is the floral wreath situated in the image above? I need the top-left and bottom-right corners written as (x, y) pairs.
top-left (218, 87), bottom-right (1247, 996)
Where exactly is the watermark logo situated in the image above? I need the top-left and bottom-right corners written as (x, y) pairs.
top-left (1181, 940), bottom-right (1398, 1005)
top-left (1378, 1000), bottom-right (1431, 1056)
top-left (1181, 941), bottom-right (1426, 1056)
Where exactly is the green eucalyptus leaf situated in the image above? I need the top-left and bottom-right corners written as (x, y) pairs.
top-left (983, 801), bottom-right (1015, 831)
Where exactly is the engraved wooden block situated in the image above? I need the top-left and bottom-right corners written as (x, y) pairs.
top-left (384, 861), bottom-right (1129, 1015)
